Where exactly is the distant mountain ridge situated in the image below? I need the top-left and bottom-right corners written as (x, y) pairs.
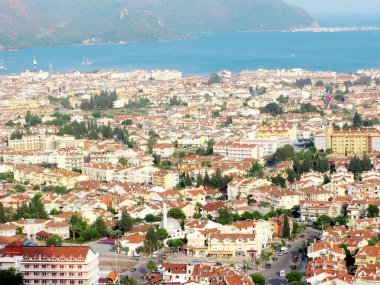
top-left (0, 0), bottom-right (317, 50)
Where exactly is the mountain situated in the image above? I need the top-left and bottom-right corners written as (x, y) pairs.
top-left (0, 0), bottom-right (317, 50)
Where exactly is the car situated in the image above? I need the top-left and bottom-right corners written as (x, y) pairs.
top-left (287, 244), bottom-right (292, 248)
top-left (272, 257), bottom-right (278, 261)
top-left (292, 258), bottom-right (298, 262)
top-left (192, 259), bottom-right (201, 263)
top-left (291, 265), bottom-right (297, 270)
top-left (130, 267), bottom-right (137, 272)
top-left (302, 257), bottom-right (308, 262)
top-left (278, 252), bottom-right (284, 256)
top-left (216, 262), bottom-right (222, 266)
top-left (152, 253), bottom-right (158, 258)
top-left (279, 270), bottom-right (286, 277)
top-left (300, 234), bottom-right (305, 238)
top-left (265, 264), bottom-right (272, 269)
top-left (206, 258), bottom-right (215, 264)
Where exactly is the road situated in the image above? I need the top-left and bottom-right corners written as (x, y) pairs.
top-left (259, 227), bottom-right (321, 285)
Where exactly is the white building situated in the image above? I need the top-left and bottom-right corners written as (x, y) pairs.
top-left (0, 244), bottom-right (99, 285)
top-left (214, 141), bottom-right (264, 160)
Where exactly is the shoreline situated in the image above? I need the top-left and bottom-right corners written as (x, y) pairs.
top-left (1, 26), bottom-right (379, 53)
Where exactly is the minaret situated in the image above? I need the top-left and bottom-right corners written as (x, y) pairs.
top-left (163, 195), bottom-right (168, 229)
top-left (33, 56), bottom-right (38, 72)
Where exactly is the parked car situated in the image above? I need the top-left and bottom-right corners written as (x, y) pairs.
top-left (291, 265), bottom-right (297, 270)
top-left (130, 267), bottom-right (137, 272)
top-left (279, 270), bottom-right (286, 277)
top-left (272, 257), bottom-right (278, 261)
top-left (292, 258), bottom-right (298, 262)
top-left (265, 264), bottom-right (272, 269)
top-left (278, 252), bottom-right (284, 256)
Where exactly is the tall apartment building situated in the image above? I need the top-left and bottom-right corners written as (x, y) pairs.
top-left (315, 128), bottom-right (380, 155)
top-left (0, 243), bottom-right (99, 285)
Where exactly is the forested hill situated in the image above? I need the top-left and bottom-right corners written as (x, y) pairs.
top-left (0, 0), bottom-right (317, 50)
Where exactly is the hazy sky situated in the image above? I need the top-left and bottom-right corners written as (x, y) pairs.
top-left (284, 0), bottom-right (380, 16)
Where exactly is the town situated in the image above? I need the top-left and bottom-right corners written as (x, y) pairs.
top-left (0, 66), bottom-right (380, 285)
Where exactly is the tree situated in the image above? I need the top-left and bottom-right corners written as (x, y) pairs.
top-left (156, 228), bottom-right (169, 241)
top-left (46, 234), bottom-right (63, 247)
top-left (367, 204), bottom-right (380, 218)
top-left (147, 260), bottom-right (157, 272)
top-left (260, 102), bottom-right (283, 116)
top-left (122, 119), bottom-right (133, 126)
top-left (349, 156), bottom-right (363, 176)
top-left (286, 169), bottom-right (297, 184)
top-left (352, 112), bottom-right (363, 128)
top-left (145, 214), bottom-right (161, 223)
top-left (0, 268), bottom-right (24, 285)
top-left (288, 282), bottom-right (308, 285)
top-left (208, 73), bottom-right (222, 84)
top-left (168, 208), bottom-right (186, 220)
top-left (277, 94), bottom-right (289, 104)
top-left (361, 155), bottom-right (372, 171)
top-left (368, 236), bottom-right (379, 246)
top-left (196, 172), bottom-right (203, 187)
top-left (144, 227), bottom-right (158, 254)
top-left (247, 162), bottom-right (264, 178)
top-left (167, 239), bottom-right (184, 251)
top-left (122, 276), bottom-right (139, 285)
top-left (216, 207), bottom-right (233, 225)
top-left (119, 211), bottom-right (134, 232)
top-left (0, 203), bottom-right (6, 223)
top-left (251, 273), bottom-right (266, 285)
top-left (271, 175), bottom-right (286, 188)
top-left (282, 214), bottom-right (291, 239)
top-left (334, 216), bottom-right (348, 226)
top-left (241, 211), bottom-right (263, 220)
top-left (273, 145), bottom-right (295, 162)
top-left (315, 215), bottom-right (333, 230)
top-left (286, 271), bottom-right (302, 282)
top-left (93, 217), bottom-right (108, 237)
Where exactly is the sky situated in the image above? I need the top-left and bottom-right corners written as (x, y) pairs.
top-left (284, 0), bottom-right (380, 16)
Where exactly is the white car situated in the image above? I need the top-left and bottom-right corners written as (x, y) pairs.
top-left (280, 270), bottom-right (286, 277)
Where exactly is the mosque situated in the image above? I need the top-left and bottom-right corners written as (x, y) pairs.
top-left (160, 197), bottom-right (185, 239)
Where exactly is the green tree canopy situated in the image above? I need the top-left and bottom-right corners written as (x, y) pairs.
top-left (46, 234), bottom-right (63, 247)
top-left (93, 217), bottom-right (108, 237)
top-left (282, 214), bottom-right (291, 239)
top-left (367, 205), bottom-right (380, 218)
top-left (146, 260), bottom-right (157, 272)
top-left (286, 271), bottom-right (302, 282)
top-left (251, 273), bottom-right (266, 285)
top-left (168, 208), bottom-right (186, 220)
top-left (0, 268), bottom-right (24, 285)
top-left (119, 211), bottom-right (134, 233)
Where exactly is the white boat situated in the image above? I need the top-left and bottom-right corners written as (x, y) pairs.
top-left (0, 60), bottom-right (6, 71)
top-left (81, 57), bottom-right (92, 65)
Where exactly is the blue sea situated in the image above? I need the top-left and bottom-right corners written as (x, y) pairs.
top-left (1, 17), bottom-right (380, 75)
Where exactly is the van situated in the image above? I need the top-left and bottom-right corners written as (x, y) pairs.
top-left (280, 270), bottom-right (286, 277)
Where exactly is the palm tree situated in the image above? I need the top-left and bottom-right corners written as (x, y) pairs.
top-left (70, 224), bottom-right (80, 242)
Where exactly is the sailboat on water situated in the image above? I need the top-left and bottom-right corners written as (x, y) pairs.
top-left (81, 57), bottom-right (92, 65)
top-left (0, 60), bottom-right (7, 71)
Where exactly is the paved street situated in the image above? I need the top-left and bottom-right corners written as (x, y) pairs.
top-left (259, 227), bottom-right (321, 285)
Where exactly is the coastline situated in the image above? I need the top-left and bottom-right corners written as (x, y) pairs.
top-left (1, 25), bottom-right (380, 53)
